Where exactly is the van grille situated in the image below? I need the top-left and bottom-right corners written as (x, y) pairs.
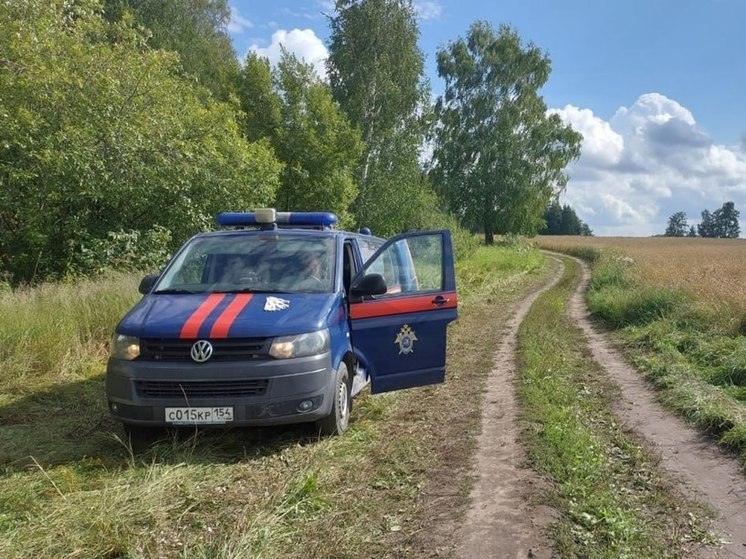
top-left (139, 338), bottom-right (270, 362)
top-left (135, 379), bottom-right (269, 399)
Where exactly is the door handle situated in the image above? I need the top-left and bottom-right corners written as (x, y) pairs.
top-left (431, 295), bottom-right (450, 307)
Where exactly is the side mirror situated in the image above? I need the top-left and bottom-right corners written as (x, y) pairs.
top-left (138, 274), bottom-right (159, 294)
top-left (351, 273), bottom-right (387, 297)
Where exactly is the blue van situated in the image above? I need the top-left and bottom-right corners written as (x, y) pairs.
top-left (105, 209), bottom-right (458, 437)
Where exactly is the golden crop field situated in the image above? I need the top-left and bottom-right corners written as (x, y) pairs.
top-left (536, 236), bottom-right (746, 313)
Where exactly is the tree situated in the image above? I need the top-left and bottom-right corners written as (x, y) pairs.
top-left (327, 0), bottom-right (438, 235)
top-left (540, 201), bottom-right (591, 235)
top-left (0, 0), bottom-right (280, 283)
top-left (664, 211), bottom-right (688, 237)
top-left (687, 226), bottom-right (697, 237)
top-left (103, 0), bottom-right (240, 100)
top-left (430, 22), bottom-right (582, 244)
top-left (238, 53), bottom-right (282, 142)
top-left (698, 210), bottom-right (716, 238)
top-left (713, 201), bottom-right (740, 238)
top-left (560, 205), bottom-right (582, 235)
top-left (238, 52), bottom-right (362, 224)
top-left (542, 202), bottom-right (563, 234)
top-left (698, 202), bottom-right (740, 238)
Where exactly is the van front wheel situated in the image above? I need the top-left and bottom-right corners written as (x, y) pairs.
top-left (316, 362), bottom-right (351, 436)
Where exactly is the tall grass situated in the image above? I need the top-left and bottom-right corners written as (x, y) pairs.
top-left (0, 273), bottom-right (140, 392)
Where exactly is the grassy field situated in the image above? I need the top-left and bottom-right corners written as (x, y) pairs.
top-left (536, 235), bottom-right (746, 455)
top-left (3, 239), bottom-right (733, 557)
top-left (0, 245), bottom-right (548, 559)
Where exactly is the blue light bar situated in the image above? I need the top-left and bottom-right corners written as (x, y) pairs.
top-left (216, 211), bottom-right (338, 229)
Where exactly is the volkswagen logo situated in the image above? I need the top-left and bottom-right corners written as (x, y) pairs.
top-left (190, 340), bottom-right (213, 363)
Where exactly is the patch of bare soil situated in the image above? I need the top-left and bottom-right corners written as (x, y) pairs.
top-left (567, 255), bottom-right (746, 559)
top-left (453, 257), bottom-right (565, 559)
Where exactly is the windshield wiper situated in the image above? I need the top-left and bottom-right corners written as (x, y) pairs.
top-left (211, 287), bottom-right (288, 294)
top-left (153, 288), bottom-right (199, 294)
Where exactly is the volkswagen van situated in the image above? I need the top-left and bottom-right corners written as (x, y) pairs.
top-left (105, 209), bottom-right (458, 437)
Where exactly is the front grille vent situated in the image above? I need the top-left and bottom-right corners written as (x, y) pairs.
top-left (139, 338), bottom-right (270, 362)
top-left (135, 379), bottom-right (269, 399)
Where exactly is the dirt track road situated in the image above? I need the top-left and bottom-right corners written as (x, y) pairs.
top-left (454, 254), bottom-right (746, 559)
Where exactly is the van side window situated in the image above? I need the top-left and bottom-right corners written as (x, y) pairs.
top-left (358, 238), bottom-right (383, 263)
top-left (362, 234), bottom-right (444, 295)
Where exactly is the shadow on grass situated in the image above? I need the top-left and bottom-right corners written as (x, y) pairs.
top-left (0, 375), bottom-right (327, 473)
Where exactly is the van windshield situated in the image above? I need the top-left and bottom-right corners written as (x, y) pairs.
top-left (155, 234), bottom-right (335, 294)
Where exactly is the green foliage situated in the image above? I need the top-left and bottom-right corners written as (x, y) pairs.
top-left (697, 201), bottom-right (740, 238)
top-left (664, 211), bottom-right (688, 237)
top-left (237, 52), bottom-right (361, 225)
top-left (0, 272), bottom-right (140, 387)
top-left (588, 259), bottom-right (633, 291)
top-left (327, 0), bottom-right (436, 235)
top-left (561, 245), bottom-right (601, 263)
top-left (431, 22), bottom-right (582, 243)
top-left (540, 201), bottom-right (592, 235)
top-left (0, 0), bottom-right (281, 283)
top-left (273, 54), bottom-right (362, 223)
top-left (239, 54), bottom-right (282, 142)
top-left (77, 226), bottom-right (173, 275)
top-left (103, 0), bottom-right (240, 101)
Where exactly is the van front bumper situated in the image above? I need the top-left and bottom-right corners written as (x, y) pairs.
top-left (105, 352), bottom-right (335, 427)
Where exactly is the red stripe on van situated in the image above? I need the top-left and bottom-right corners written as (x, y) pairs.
top-left (209, 294), bottom-right (253, 339)
top-left (350, 292), bottom-right (457, 320)
top-left (179, 294), bottom-right (226, 339)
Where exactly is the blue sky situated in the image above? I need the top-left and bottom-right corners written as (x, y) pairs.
top-left (228, 0), bottom-right (746, 236)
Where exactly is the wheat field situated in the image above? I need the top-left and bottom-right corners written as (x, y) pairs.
top-left (536, 236), bottom-right (746, 313)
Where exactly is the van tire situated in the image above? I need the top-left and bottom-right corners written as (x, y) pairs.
top-left (316, 362), bottom-right (351, 436)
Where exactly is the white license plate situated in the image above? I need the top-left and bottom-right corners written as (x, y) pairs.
top-left (165, 407), bottom-right (234, 424)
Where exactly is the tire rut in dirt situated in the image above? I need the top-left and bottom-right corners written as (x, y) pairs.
top-left (455, 257), bottom-right (564, 559)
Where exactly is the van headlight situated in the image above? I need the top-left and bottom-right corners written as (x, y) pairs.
top-left (111, 333), bottom-right (140, 360)
top-left (269, 329), bottom-right (330, 359)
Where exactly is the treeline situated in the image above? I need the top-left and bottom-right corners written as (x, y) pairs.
top-left (664, 202), bottom-right (740, 238)
top-left (539, 202), bottom-right (593, 236)
top-left (0, 0), bottom-right (583, 285)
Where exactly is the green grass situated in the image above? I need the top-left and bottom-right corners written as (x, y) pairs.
top-left (517, 256), bottom-right (716, 558)
top-left (0, 244), bottom-right (547, 558)
top-left (576, 253), bottom-right (746, 453)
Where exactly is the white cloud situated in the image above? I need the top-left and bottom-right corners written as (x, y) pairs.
top-left (249, 28), bottom-right (328, 80)
top-left (227, 7), bottom-right (253, 34)
top-left (552, 93), bottom-right (746, 236)
top-left (550, 105), bottom-right (624, 167)
top-left (414, 1), bottom-right (443, 21)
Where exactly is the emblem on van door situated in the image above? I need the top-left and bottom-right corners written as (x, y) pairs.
top-left (191, 340), bottom-right (213, 363)
top-left (394, 324), bottom-right (418, 355)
